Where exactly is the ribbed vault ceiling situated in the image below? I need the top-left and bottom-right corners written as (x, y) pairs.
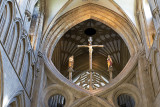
top-left (52, 19), bottom-right (130, 80)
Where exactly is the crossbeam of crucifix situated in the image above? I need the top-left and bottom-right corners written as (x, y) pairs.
top-left (77, 37), bottom-right (103, 90)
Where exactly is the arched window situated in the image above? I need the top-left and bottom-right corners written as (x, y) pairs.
top-left (7, 92), bottom-right (24, 107)
top-left (74, 71), bottom-right (109, 90)
top-left (17, 38), bottom-right (25, 73)
top-left (48, 94), bottom-right (65, 107)
top-left (0, 6), bottom-right (7, 35)
top-left (9, 22), bottom-right (21, 59)
top-left (1, 2), bottom-right (13, 44)
top-left (12, 40), bottom-right (21, 69)
top-left (117, 94), bottom-right (135, 107)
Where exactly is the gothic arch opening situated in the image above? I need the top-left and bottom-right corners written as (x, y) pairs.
top-left (117, 94), bottom-right (135, 107)
top-left (48, 94), bottom-right (65, 107)
top-left (52, 19), bottom-right (130, 90)
top-left (42, 3), bottom-right (140, 93)
top-left (7, 91), bottom-right (25, 107)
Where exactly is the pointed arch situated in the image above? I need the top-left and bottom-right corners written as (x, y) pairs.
top-left (7, 90), bottom-right (25, 107)
top-left (42, 3), bottom-right (141, 59)
top-left (0, 1), bottom-right (14, 45)
top-left (9, 19), bottom-right (22, 60)
top-left (41, 3), bottom-right (140, 95)
top-left (17, 38), bottom-right (26, 74)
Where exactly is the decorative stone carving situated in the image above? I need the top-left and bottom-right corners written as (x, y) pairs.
top-left (138, 47), bottom-right (151, 73)
top-left (152, 6), bottom-right (160, 18)
top-left (25, 10), bottom-right (32, 22)
top-left (38, 51), bottom-right (43, 58)
top-left (22, 29), bottom-right (28, 37)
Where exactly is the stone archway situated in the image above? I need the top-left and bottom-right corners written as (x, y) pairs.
top-left (39, 3), bottom-right (143, 107)
top-left (42, 3), bottom-right (141, 57)
top-left (41, 3), bottom-right (141, 96)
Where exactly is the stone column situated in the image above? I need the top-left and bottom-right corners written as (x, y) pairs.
top-left (31, 51), bottom-right (44, 107)
top-left (137, 10), bottom-right (150, 55)
top-left (68, 68), bottom-right (74, 81)
top-left (108, 67), bottom-right (113, 81)
top-left (138, 48), bottom-right (154, 107)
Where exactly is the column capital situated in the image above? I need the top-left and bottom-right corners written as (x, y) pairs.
top-left (68, 68), bottom-right (74, 72)
top-left (22, 29), bottom-right (28, 36)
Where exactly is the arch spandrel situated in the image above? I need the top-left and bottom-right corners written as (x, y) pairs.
top-left (41, 3), bottom-right (141, 95)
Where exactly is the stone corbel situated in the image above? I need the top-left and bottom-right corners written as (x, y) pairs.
top-left (20, 35), bottom-right (26, 40)
top-left (22, 29), bottom-right (28, 37)
top-left (138, 47), bottom-right (151, 74)
top-left (38, 51), bottom-right (43, 58)
top-left (136, 10), bottom-right (143, 17)
top-left (31, 59), bottom-right (36, 67)
top-left (138, 47), bottom-right (146, 59)
top-left (145, 58), bottom-right (151, 71)
top-left (152, 6), bottom-right (159, 18)
top-left (35, 51), bottom-right (43, 73)
top-left (20, 29), bottom-right (28, 40)
top-left (152, 45), bottom-right (159, 53)
top-left (25, 10), bottom-right (32, 22)
top-left (14, 17), bottom-right (21, 22)
top-left (26, 43), bottom-right (32, 53)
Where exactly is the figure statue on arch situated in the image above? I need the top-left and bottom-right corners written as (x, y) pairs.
top-left (68, 55), bottom-right (74, 81)
top-left (69, 55), bottom-right (74, 69)
top-left (107, 55), bottom-right (113, 80)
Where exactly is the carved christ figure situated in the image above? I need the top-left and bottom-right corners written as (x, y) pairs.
top-left (107, 55), bottom-right (113, 70)
top-left (78, 37), bottom-right (103, 90)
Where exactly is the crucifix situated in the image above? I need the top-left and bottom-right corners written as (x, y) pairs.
top-left (78, 37), bottom-right (104, 90)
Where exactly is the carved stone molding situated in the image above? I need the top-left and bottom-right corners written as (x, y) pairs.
top-left (25, 10), bottom-right (32, 21)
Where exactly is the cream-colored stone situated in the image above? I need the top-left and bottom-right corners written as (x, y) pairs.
top-left (0, 0), bottom-right (160, 107)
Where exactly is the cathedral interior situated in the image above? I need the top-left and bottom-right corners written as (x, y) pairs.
top-left (0, 0), bottom-right (160, 107)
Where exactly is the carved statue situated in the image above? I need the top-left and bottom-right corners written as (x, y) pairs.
top-left (107, 55), bottom-right (113, 80)
top-left (107, 55), bottom-right (113, 69)
top-left (68, 56), bottom-right (74, 81)
top-left (69, 55), bottom-right (74, 69)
